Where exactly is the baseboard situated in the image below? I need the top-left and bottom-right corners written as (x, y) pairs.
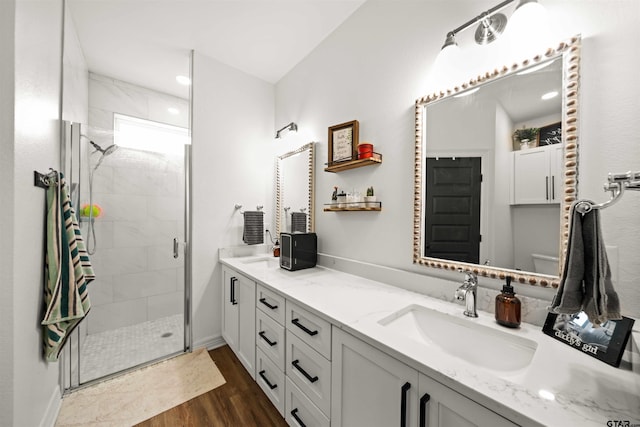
top-left (39, 385), bottom-right (62, 427)
top-left (193, 334), bottom-right (226, 351)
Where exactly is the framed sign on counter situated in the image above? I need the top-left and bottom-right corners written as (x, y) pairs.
top-left (328, 120), bottom-right (359, 165)
top-left (542, 311), bottom-right (635, 367)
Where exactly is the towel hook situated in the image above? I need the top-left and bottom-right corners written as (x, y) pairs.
top-left (235, 204), bottom-right (264, 214)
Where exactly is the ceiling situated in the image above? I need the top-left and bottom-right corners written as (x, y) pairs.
top-left (67, 0), bottom-right (366, 99)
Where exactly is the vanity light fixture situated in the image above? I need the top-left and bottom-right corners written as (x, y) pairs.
top-left (275, 122), bottom-right (298, 139)
top-left (438, 0), bottom-right (545, 50)
top-left (439, 0), bottom-right (515, 51)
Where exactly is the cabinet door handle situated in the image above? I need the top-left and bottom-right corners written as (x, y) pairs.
top-left (173, 237), bottom-right (179, 259)
top-left (291, 359), bottom-right (318, 383)
top-left (400, 382), bottom-right (411, 427)
top-left (545, 176), bottom-right (549, 200)
top-left (552, 175), bottom-right (555, 200)
top-left (258, 331), bottom-right (277, 347)
top-left (259, 297), bottom-right (278, 310)
top-left (230, 277), bottom-right (238, 305)
top-left (258, 370), bottom-right (278, 390)
top-left (419, 392), bottom-right (431, 427)
top-left (290, 408), bottom-right (307, 427)
top-left (291, 318), bottom-right (318, 336)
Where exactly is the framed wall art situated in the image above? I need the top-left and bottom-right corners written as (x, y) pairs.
top-left (328, 120), bottom-right (359, 165)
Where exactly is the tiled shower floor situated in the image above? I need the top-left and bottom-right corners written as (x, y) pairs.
top-left (79, 314), bottom-right (184, 383)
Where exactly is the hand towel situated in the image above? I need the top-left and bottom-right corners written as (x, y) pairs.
top-left (549, 204), bottom-right (584, 314)
top-left (581, 205), bottom-right (621, 325)
top-left (42, 172), bottom-right (95, 361)
top-left (549, 201), bottom-right (622, 326)
top-left (291, 212), bottom-right (307, 233)
top-left (242, 211), bottom-right (264, 245)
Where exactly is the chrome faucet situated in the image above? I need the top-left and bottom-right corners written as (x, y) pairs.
top-left (455, 271), bottom-right (478, 318)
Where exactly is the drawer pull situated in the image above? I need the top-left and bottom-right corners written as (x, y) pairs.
top-left (259, 297), bottom-right (278, 310)
top-left (291, 318), bottom-right (318, 336)
top-left (419, 392), bottom-right (431, 427)
top-left (258, 331), bottom-right (277, 347)
top-left (400, 382), bottom-right (411, 427)
top-left (290, 408), bottom-right (307, 427)
top-left (291, 359), bottom-right (318, 383)
top-left (258, 370), bottom-right (278, 390)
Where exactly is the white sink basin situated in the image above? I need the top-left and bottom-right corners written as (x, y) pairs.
top-left (378, 305), bottom-right (537, 373)
top-left (239, 257), bottom-right (280, 269)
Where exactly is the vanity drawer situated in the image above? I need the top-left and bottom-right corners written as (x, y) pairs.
top-left (286, 330), bottom-right (331, 416)
top-left (285, 377), bottom-right (330, 427)
top-left (256, 348), bottom-right (285, 416)
top-left (286, 300), bottom-right (331, 359)
top-left (257, 284), bottom-right (285, 325)
top-left (256, 309), bottom-right (285, 370)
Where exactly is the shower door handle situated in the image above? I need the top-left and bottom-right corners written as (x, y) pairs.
top-left (173, 238), bottom-right (179, 259)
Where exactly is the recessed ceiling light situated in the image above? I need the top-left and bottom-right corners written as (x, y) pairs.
top-left (167, 107), bottom-right (180, 115)
top-left (541, 91), bottom-right (558, 100)
top-left (176, 75), bottom-right (191, 85)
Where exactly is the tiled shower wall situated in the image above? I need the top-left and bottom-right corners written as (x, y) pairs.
top-left (83, 73), bottom-right (188, 334)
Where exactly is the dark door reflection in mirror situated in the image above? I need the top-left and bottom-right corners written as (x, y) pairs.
top-left (425, 157), bottom-right (481, 264)
top-left (414, 36), bottom-right (581, 287)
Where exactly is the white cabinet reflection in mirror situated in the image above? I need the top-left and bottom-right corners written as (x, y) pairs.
top-left (512, 145), bottom-right (563, 204)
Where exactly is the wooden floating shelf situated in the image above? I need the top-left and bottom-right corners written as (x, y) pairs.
top-left (324, 202), bottom-right (382, 212)
top-left (324, 153), bottom-right (382, 173)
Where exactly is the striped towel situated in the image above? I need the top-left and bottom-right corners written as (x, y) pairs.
top-left (42, 172), bottom-right (95, 361)
top-left (242, 211), bottom-right (264, 245)
top-left (291, 212), bottom-right (307, 233)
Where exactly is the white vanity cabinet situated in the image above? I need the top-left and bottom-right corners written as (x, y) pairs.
top-left (418, 374), bottom-right (517, 427)
top-left (285, 300), bottom-right (332, 425)
top-left (255, 284), bottom-right (286, 415)
top-left (221, 266), bottom-right (256, 379)
top-left (512, 145), bottom-right (563, 204)
top-left (331, 327), bottom-right (516, 427)
top-left (331, 326), bottom-right (419, 427)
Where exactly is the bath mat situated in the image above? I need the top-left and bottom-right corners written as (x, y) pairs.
top-left (55, 348), bottom-right (226, 427)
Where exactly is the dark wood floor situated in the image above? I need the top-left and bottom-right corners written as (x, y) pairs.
top-left (135, 345), bottom-right (288, 427)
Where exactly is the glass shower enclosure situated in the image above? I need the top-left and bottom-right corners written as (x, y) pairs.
top-left (61, 78), bottom-right (191, 389)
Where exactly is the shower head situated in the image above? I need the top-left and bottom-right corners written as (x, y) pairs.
top-left (90, 140), bottom-right (118, 156)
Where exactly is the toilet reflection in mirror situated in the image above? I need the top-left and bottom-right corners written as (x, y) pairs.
top-left (276, 143), bottom-right (315, 235)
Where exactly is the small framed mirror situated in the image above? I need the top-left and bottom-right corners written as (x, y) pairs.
top-left (276, 143), bottom-right (315, 235)
top-left (414, 36), bottom-right (581, 287)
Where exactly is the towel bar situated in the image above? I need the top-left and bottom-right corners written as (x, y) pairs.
top-left (575, 170), bottom-right (639, 214)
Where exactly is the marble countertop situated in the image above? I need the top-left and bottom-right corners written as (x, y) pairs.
top-left (220, 255), bottom-right (640, 427)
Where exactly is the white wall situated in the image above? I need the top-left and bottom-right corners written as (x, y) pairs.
top-left (0, 1), bottom-right (16, 424)
top-left (275, 0), bottom-right (640, 318)
top-left (11, 0), bottom-right (64, 426)
top-left (191, 52), bottom-right (274, 348)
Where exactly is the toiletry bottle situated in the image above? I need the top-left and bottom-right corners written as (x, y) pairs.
top-left (495, 277), bottom-right (521, 328)
top-left (273, 240), bottom-right (280, 258)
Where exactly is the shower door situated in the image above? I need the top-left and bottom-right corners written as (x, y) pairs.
top-left (62, 114), bottom-right (191, 388)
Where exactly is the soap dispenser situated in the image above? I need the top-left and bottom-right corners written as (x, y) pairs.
top-left (495, 277), bottom-right (521, 328)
